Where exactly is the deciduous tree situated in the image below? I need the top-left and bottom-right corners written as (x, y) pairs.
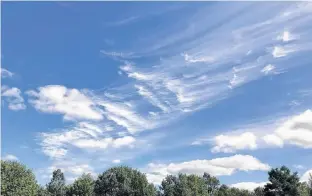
top-left (94, 166), bottom-right (156, 196)
top-left (1, 160), bottom-right (38, 196)
top-left (66, 173), bottom-right (94, 196)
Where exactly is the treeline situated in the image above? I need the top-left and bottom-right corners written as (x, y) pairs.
top-left (1, 160), bottom-right (312, 196)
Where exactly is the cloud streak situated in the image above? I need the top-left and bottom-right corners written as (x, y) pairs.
top-left (1, 68), bottom-right (14, 78)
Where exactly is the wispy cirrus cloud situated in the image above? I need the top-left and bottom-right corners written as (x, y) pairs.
top-left (104, 16), bottom-right (140, 27)
top-left (1, 68), bottom-right (14, 78)
top-left (27, 2), bottom-right (312, 183)
top-left (39, 121), bottom-right (136, 159)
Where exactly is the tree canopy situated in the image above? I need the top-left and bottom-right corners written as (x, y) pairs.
top-left (264, 165), bottom-right (300, 196)
top-left (66, 173), bottom-right (94, 196)
top-left (94, 166), bottom-right (156, 196)
top-left (47, 169), bottom-right (66, 196)
top-left (1, 161), bottom-right (311, 196)
top-left (1, 160), bottom-right (38, 196)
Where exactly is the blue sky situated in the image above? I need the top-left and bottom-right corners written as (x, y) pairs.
top-left (1, 2), bottom-right (312, 190)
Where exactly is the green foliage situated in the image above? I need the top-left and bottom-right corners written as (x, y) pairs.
top-left (298, 182), bottom-right (310, 196)
top-left (215, 185), bottom-right (253, 196)
top-left (2, 161), bottom-right (309, 196)
top-left (161, 173), bottom-right (216, 196)
top-left (47, 169), bottom-right (66, 196)
top-left (264, 166), bottom-right (300, 196)
top-left (38, 186), bottom-right (52, 196)
top-left (309, 174), bottom-right (312, 196)
top-left (216, 184), bottom-right (229, 196)
top-left (1, 160), bottom-right (38, 196)
top-left (66, 173), bottom-right (94, 196)
top-left (254, 187), bottom-right (265, 196)
top-left (94, 166), bottom-right (156, 196)
top-left (203, 172), bottom-right (220, 195)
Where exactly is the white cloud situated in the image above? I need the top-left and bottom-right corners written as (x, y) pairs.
top-left (272, 46), bottom-right (296, 58)
top-left (39, 122), bottom-right (136, 159)
top-left (42, 146), bottom-right (68, 160)
top-left (230, 181), bottom-right (267, 191)
top-left (98, 100), bottom-right (152, 133)
top-left (263, 110), bottom-right (312, 148)
top-left (261, 64), bottom-right (275, 75)
top-left (79, 2), bottom-right (312, 141)
top-left (72, 136), bottom-right (135, 149)
top-left (101, 50), bottom-right (134, 59)
top-left (112, 159), bottom-right (121, 164)
top-left (72, 138), bottom-right (113, 149)
top-left (37, 160), bottom-right (95, 184)
top-left (211, 132), bottom-right (257, 153)
top-left (183, 53), bottom-right (214, 63)
top-left (113, 136), bottom-right (136, 148)
top-left (77, 122), bottom-right (103, 138)
top-left (135, 85), bottom-right (169, 112)
top-left (145, 154), bottom-right (270, 184)
top-left (1, 68), bottom-right (14, 78)
top-left (1, 86), bottom-right (26, 111)
top-left (301, 169), bottom-right (312, 182)
top-left (2, 154), bottom-right (19, 161)
top-left (196, 110), bottom-right (312, 154)
top-left (293, 165), bottom-right (305, 170)
top-left (104, 16), bottom-right (139, 27)
top-left (262, 134), bottom-right (284, 147)
top-left (27, 85), bottom-right (103, 121)
top-left (277, 31), bottom-right (296, 42)
top-left (29, 2), bottom-right (312, 179)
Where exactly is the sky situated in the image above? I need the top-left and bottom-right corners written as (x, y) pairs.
top-left (1, 1), bottom-right (312, 190)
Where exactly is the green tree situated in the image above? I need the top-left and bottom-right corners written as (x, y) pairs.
top-left (161, 175), bottom-right (179, 196)
top-left (161, 173), bottom-right (209, 196)
top-left (264, 166), bottom-right (300, 196)
top-left (47, 169), bottom-right (66, 196)
top-left (298, 182), bottom-right (310, 196)
top-left (94, 166), bottom-right (156, 196)
top-left (186, 174), bottom-right (208, 196)
top-left (203, 172), bottom-right (220, 195)
top-left (228, 187), bottom-right (252, 196)
top-left (38, 186), bottom-right (52, 196)
top-left (1, 160), bottom-right (38, 196)
top-left (66, 173), bottom-right (94, 196)
top-left (308, 174), bottom-right (312, 196)
top-left (216, 184), bottom-right (229, 196)
top-left (254, 187), bottom-right (265, 196)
